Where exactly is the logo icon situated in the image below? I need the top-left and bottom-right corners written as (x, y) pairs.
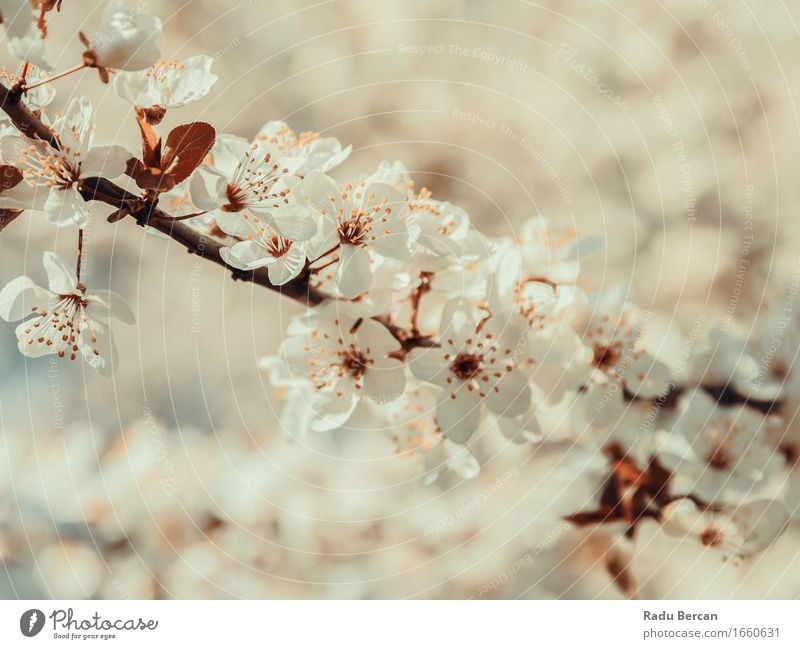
top-left (20, 609), bottom-right (45, 637)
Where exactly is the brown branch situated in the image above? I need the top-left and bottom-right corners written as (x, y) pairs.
top-left (0, 81), bottom-right (328, 306)
top-left (0, 80), bottom-right (416, 320)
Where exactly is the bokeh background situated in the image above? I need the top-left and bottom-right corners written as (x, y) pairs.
top-left (1, 0), bottom-right (799, 598)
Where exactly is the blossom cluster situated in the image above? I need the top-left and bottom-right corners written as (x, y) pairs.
top-left (0, 0), bottom-right (797, 594)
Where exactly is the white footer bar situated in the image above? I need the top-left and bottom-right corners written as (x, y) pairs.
top-left (0, 600), bottom-right (796, 648)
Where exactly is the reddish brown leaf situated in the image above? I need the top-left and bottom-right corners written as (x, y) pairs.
top-left (0, 208), bottom-right (23, 232)
top-left (106, 207), bottom-right (130, 223)
top-left (139, 105), bottom-right (167, 126)
top-left (0, 165), bottom-right (23, 192)
top-left (134, 108), bottom-right (161, 168)
top-left (161, 122), bottom-right (215, 185)
top-left (130, 166), bottom-right (176, 192)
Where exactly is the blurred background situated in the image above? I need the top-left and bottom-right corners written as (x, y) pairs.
top-left (1, 0), bottom-right (799, 598)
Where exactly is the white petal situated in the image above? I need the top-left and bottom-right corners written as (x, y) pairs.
top-left (310, 392), bottom-right (358, 432)
top-left (362, 357), bottom-right (405, 402)
top-left (436, 386), bottom-right (482, 444)
top-left (85, 290), bottom-right (135, 325)
top-left (93, 7), bottom-right (163, 71)
top-left (43, 186), bottom-right (89, 228)
top-left (660, 499), bottom-right (702, 538)
top-left (269, 205), bottom-right (317, 241)
top-left (484, 369), bottom-right (531, 418)
top-left (369, 214), bottom-right (418, 260)
top-left (624, 354), bottom-right (673, 399)
top-left (214, 211), bottom-right (260, 238)
top-left (0, 276), bottom-right (50, 321)
top-left (83, 145), bottom-right (131, 178)
top-left (78, 319), bottom-right (118, 376)
top-left (731, 500), bottom-right (790, 554)
top-left (189, 169), bottom-right (226, 211)
top-left (15, 317), bottom-right (56, 358)
top-left (266, 250), bottom-right (305, 286)
top-left (296, 170), bottom-right (338, 206)
top-left (220, 240), bottom-right (270, 272)
top-left (408, 347), bottom-right (451, 389)
top-left (53, 96), bottom-right (93, 159)
top-left (206, 134), bottom-right (248, 176)
top-left (114, 55), bottom-right (217, 108)
top-left (497, 412), bottom-right (543, 444)
top-left (307, 140), bottom-right (351, 173)
top-left (438, 298), bottom-right (480, 351)
top-left (356, 318), bottom-right (401, 356)
top-left (336, 244), bottom-right (372, 298)
top-left (42, 251), bottom-right (78, 295)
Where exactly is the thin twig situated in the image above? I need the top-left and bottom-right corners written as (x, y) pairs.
top-left (75, 229), bottom-right (84, 282)
top-left (24, 61), bottom-right (87, 91)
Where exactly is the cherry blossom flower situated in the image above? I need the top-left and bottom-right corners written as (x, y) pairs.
top-left (0, 64), bottom-right (53, 113)
top-left (377, 385), bottom-right (480, 483)
top-left (514, 216), bottom-right (602, 285)
top-left (216, 211), bottom-right (308, 286)
top-left (0, 251), bottom-right (134, 375)
top-left (294, 169), bottom-right (419, 299)
top-left (408, 300), bottom-right (531, 443)
top-left (691, 324), bottom-right (782, 402)
top-left (190, 129), bottom-right (315, 241)
top-left (0, 96), bottom-right (129, 226)
top-left (255, 120), bottom-right (351, 176)
top-left (573, 288), bottom-right (672, 425)
top-left (661, 498), bottom-right (790, 563)
top-left (113, 55), bottom-right (217, 109)
top-left (84, 0), bottom-right (163, 72)
top-left (660, 389), bottom-right (783, 504)
top-left (0, 0), bottom-right (46, 67)
top-left (277, 303), bottom-right (406, 431)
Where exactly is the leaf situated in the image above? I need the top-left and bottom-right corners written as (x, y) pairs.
top-left (106, 207), bottom-right (130, 223)
top-left (161, 122), bottom-right (215, 185)
top-left (0, 208), bottom-right (23, 232)
top-left (133, 167), bottom-right (176, 192)
top-left (134, 108), bottom-right (161, 168)
top-left (0, 165), bottom-right (23, 192)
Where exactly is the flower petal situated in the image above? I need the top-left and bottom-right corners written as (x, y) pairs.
top-left (83, 144), bottom-right (131, 178)
top-left (362, 357), bottom-right (405, 402)
top-left (43, 186), bottom-right (90, 228)
top-left (85, 289), bottom-right (135, 325)
top-left (408, 347), bottom-right (451, 389)
top-left (336, 244), bottom-right (372, 298)
top-left (310, 392), bottom-right (358, 432)
top-left (436, 385), bottom-right (482, 444)
top-left (42, 251), bottom-right (78, 295)
top-left (484, 368), bottom-right (531, 418)
top-left (0, 276), bottom-right (50, 322)
top-left (269, 204), bottom-right (318, 241)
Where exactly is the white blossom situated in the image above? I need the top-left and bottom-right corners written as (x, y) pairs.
top-left (216, 211), bottom-right (308, 286)
top-left (0, 64), bottom-right (54, 112)
top-left (0, 0), bottom-right (46, 67)
top-left (190, 128), bottom-right (316, 241)
top-left (408, 300), bottom-right (531, 443)
top-left (0, 251), bottom-right (134, 375)
top-left (660, 389), bottom-right (783, 504)
top-left (87, 0), bottom-right (163, 71)
top-left (277, 303), bottom-right (406, 431)
top-left (0, 96), bottom-right (129, 227)
top-left (661, 498), bottom-right (790, 563)
top-left (294, 169), bottom-right (419, 299)
top-left (113, 55), bottom-right (217, 109)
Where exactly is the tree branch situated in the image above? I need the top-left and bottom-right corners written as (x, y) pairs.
top-left (0, 81), bottom-right (327, 306)
top-left (0, 81), bottom-right (439, 347)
